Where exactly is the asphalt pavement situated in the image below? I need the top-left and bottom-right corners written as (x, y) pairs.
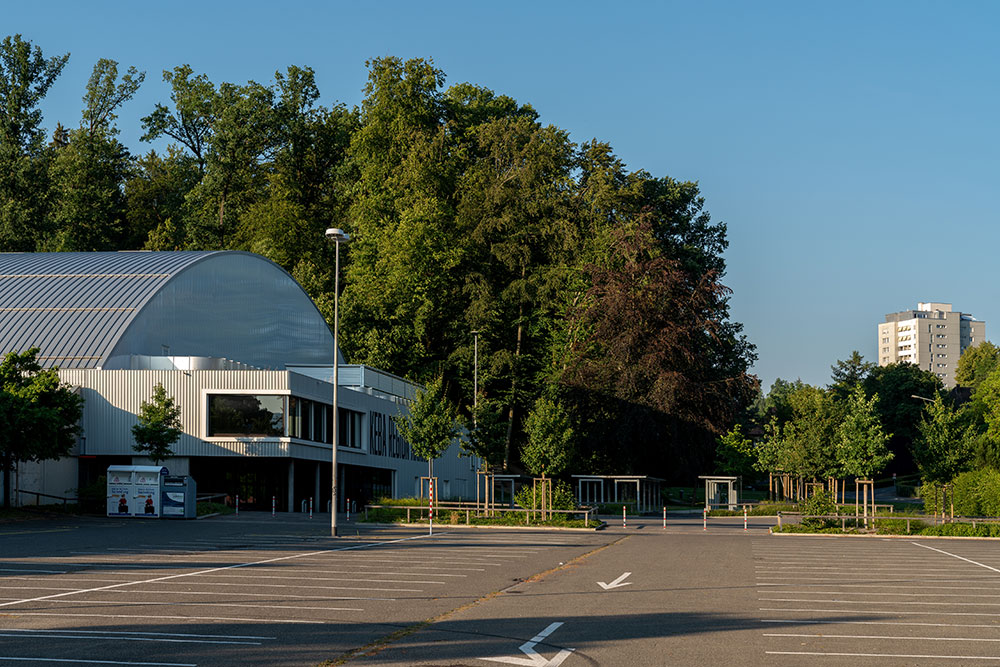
top-left (4, 511), bottom-right (1000, 666)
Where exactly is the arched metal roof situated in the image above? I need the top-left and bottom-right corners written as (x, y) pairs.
top-left (0, 251), bottom-right (337, 369)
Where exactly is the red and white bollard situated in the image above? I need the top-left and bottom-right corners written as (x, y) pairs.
top-left (308, 497), bottom-right (313, 519)
top-left (429, 479), bottom-right (435, 536)
top-left (702, 508), bottom-right (707, 531)
top-left (347, 498), bottom-right (351, 522)
top-left (663, 506), bottom-right (667, 530)
top-left (743, 505), bottom-right (748, 531)
top-left (235, 495), bottom-right (239, 516)
top-left (271, 495), bottom-right (276, 517)
top-left (622, 505), bottom-right (627, 529)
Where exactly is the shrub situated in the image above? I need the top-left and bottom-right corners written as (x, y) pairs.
top-left (77, 475), bottom-right (107, 513)
top-left (514, 480), bottom-right (576, 512)
top-left (801, 490), bottom-right (837, 529)
top-left (929, 468), bottom-right (1000, 517)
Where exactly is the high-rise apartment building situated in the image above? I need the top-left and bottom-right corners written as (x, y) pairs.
top-left (877, 302), bottom-right (986, 387)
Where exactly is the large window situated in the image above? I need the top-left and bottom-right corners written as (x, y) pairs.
top-left (208, 395), bottom-right (284, 437)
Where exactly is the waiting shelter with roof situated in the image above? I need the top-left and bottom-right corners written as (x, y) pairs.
top-left (0, 251), bottom-right (478, 510)
top-left (571, 475), bottom-right (664, 513)
top-left (698, 475), bottom-right (739, 510)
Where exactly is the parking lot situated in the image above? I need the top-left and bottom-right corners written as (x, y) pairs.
top-left (3, 513), bottom-right (1000, 665)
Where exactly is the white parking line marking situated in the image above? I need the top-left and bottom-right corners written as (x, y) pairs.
top-left (5, 611), bottom-right (350, 623)
top-left (761, 590), bottom-right (1000, 598)
top-left (761, 607), bottom-right (1000, 617)
top-left (762, 619), bottom-right (1000, 629)
top-left (913, 542), bottom-right (1000, 573)
top-left (761, 597), bottom-right (1000, 607)
top-left (767, 651), bottom-right (1000, 660)
top-left (186, 574), bottom-right (447, 585)
top-left (0, 631), bottom-right (261, 645)
top-left (0, 659), bottom-right (196, 666)
top-left (0, 533), bottom-right (429, 609)
top-left (1, 628), bottom-right (274, 639)
top-left (111, 581), bottom-right (425, 592)
top-left (766, 632), bottom-right (1000, 642)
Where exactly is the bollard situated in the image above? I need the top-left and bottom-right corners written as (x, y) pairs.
top-left (347, 498), bottom-right (350, 522)
top-left (271, 495), bottom-right (275, 518)
top-left (236, 495), bottom-right (239, 516)
top-left (663, 506), bottom-right (666, 530)
top-left (429, 479), bottom-right (434, 536)
top-left (309, 497), bottom-right (313, 519)
top-left (622, 505), bottom-right (626, 529)
top-left (777, 511), bottom-right (782, 530)
top-left (744, 505), bottom-right (748, 531)
top-left (703, 508), bottom-right (707, 531)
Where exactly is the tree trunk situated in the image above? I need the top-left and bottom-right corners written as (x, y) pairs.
top-left (503, 289), bottom-right (526, 471)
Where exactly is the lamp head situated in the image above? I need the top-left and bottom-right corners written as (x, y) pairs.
top-left (325, 228), bottom-right (350, 243)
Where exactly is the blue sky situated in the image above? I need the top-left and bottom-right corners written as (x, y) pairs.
top-left (7, 1), bottom-right (999, 392)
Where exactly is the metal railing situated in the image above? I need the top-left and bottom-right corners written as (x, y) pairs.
top-left (16, 490), bottom-right (77, 507)
top-left (364, 503), bottom-right (596, 527)
top-left (777, 512), bottom-right (913, 533)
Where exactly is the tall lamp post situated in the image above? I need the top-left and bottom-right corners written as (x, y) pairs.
top-left (325, 227), bottom-right (350, 537)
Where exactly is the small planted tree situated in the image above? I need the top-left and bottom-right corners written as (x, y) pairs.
top-left (913, 396), bottom-right (974, 485)
top-left (132, 383), bottom-right (182, 465)
top-left (836, 385), bottom-right (893, 479)
top-left (522, 396), bottom-right (574, 519)
top-left (393, 375), bottom-right (460, 488)
top-left (835, 385), bottom-right (892, 522)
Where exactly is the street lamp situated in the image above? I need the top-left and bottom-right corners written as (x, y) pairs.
top-left (911, 394), bottom-right (935, 404)
top-left (325, 227), bottom-right (350, 537)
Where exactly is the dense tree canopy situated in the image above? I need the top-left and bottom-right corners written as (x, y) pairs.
top-left (0, 40), bottom-right (758, 482)
top-left (0, 348), bottom-right (83, 507)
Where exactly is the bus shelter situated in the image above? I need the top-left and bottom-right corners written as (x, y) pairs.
top-left (571, 475), bottom-right (664, 513)
top-left (698, 475), bottom-right (738, 510)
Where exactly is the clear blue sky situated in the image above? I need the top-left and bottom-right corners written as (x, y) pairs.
top-left (8, 1), bottom-right (999, 392)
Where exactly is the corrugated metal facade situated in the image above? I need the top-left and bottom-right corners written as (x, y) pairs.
top-left (0, 252), bottom-right (214, 368)
top-left (0, 250), bottom-right (339, 370)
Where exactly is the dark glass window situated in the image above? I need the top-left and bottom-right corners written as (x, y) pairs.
top-left (208, 395), bottom-right (284, 437)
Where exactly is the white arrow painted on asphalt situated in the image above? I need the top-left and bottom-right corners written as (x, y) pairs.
top-left (597, 571), bottom-right (632, 590)
top-left (480, 621), bottom-right (574, 666)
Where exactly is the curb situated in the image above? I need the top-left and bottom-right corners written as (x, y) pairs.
top-left (769, 528), bottom-right (1000, 541)
top-left (359, 521), bottom-right (604, 532)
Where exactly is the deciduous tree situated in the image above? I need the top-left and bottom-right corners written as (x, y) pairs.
top-left (132, 382), bottom-right (182, 465)
top-left (0, 348), bottom-right (83, 507)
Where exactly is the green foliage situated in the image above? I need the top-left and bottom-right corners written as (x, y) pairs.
top-left (800, 490), bottom-right (837, 529)
top-left (862, 362), bottom-right (942, 472)
top-left (937, 468), bottom-right (1000, 517)
top-left (715, 424), bottom-right (755, 476)
top-left (835, 385), bottom-right (892, 479)
top-left (514, 480), bottom-right (576, 511)
top-left (521, 396), bottom-right (574, 477)
top-left (913, 396), bottom-right (974, 484)
top-left (76, 475), bottom-right (106, 513)
top-left (131, 382), bottom-right (182, 464)
top-left (463, 398), bottom-right (507, 468)
top-left (0, 347), bottom-right (83, 507)
top-left (920, 522), bottom-right (1000, 537)
top-left (392, 375), bottom-right (460, 467)
top-left (829, 350), bottom-right (874, 402)
top-left (0, 47), bottom-right (763, 485)
top-left (956, 342), bottom-right (1000, 391)
top-left (0, 34), bottom-right (69, 251)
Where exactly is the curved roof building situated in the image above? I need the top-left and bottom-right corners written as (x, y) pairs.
top-left (0, 251), bottom-right (338, 369)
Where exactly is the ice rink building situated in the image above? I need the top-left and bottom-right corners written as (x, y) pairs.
top-left (0, 250), bottom-right (476, 510)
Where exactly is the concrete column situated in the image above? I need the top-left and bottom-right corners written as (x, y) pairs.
top-left (314, 462), bottom-right (321, 511)
top-left (287, 460), bottom-right (295, 512)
